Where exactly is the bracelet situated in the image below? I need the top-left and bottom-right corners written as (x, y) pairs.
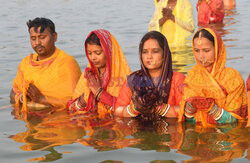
top-left (185, 102), bottom-right (196, 115)
top-left (162, 104), bottom-right (171, 117)
top-left (215, 109), bottom-right (224, 121)
top-left (94, 87), bottom-right (103, 99)
top-left (109, 107), bottom-right (114, 112)
top-left (96, 88), bottom-right (103, 101)
top-left (155, 104), bottom-right (164, 114)
top-left (75, 100), bottom-right (81, 110)
top-left (185, 112), bottom-right (194, 118)
top-left (94, 87), bottom-right (102, 97)
top-left (126, 104), bottom-right (139, 117)
top-left (208, 104), bottom-right (224, 120)
top-left (20, 94), bottom-right (23, 103)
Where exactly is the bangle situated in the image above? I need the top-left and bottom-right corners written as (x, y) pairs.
top-left (96, 88), bottom-right (103, 101)
top-left (185, 113), bottom-right (194, 118)
top-left (109, 107), bottom-right (113, 112)
top-left (94, 87), bottom-right (102, 97)
top-left (185, 102), bottom-right (196, 115)
top-left (20, 94), bottom-right (23, 103)
top-left (126, 104), bottom-right (139, 117)
top-left (75, 100), bottom-right (81, 110)
top-left (215, 109), bottom-right (224, 120)
top-left (162, 104), bottom-right (171, 117)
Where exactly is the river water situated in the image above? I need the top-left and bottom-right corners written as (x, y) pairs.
top-left (0, 0), bottom-right (250, 162)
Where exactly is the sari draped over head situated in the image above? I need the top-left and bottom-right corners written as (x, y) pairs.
top-left (72, 29), bottom-right (131, 115)
top-left (149, 0), bottom-right (195, 48)
top-left (197, 0), bottom-right (225, 24)
top-left (12, 48), bottom-right (81, 111)
top-left (178, 28), bottom-right (247, 127)
top-left (127, 32), bottom-right (173, 114)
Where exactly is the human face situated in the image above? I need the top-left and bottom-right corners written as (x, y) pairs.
top-left (142, 38), bottom-right (163, 74)
top-left (29, 27), bottom-right (57, 59)
top-left (193, 36), bottom-right (215, 73)
top-left (87, 43), bottom-right (106, 71)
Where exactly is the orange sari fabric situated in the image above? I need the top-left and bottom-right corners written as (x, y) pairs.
top-left (197, 0), bottom-right (225, 24)
top-left (115, 72), bottom-right (185, 109)
top-left (12, 48), bottom-right (81, 108)
top-left (178, 28), bottom-right (247, 126)
top-left (72, 29), bottom-right (131, 115)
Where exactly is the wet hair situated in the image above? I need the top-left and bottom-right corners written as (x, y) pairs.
top-left (85, 33), bottom-right (101, 46)
top-left (139, 31), bottom-right (165, 54)
top-left (193, 29), bottom-right (215, 45)
top-left (27, 17), bottom-right (55, 34)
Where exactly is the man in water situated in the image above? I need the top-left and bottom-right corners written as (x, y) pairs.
top-left (10, 17), bottom-right (81, 108)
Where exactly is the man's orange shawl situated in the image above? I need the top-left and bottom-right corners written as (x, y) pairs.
top-left (12, 48), bottom-right (81, 109)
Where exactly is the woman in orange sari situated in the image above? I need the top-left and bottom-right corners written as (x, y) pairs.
top-left (67, 29), bottom-right (131, 116)
top-left (178, 28), bottom-right (247, 127)
top-left (114, 31), bottom-right (185, 118)
top-left (197, 0), bottom-right (225, 25)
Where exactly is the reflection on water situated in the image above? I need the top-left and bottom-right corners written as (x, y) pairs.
top-left (9, 105), bottom-right (250, 162)
top-left (171, 44), bottom-right (194, 74)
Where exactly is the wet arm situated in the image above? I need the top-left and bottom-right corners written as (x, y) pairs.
top-left (155, 104), bottom-right (179, 118)
top-left (114, 81), bottom-right (139, 117)
top-left (208, 104), bottom-right (237, 124)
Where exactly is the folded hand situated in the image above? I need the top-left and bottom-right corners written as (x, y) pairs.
top-left (27, 83), bottom-right (45, 104)
top-left (187, 97), bottom-right (214, 112)
top-left (162, 8), bottom-right (173, 18)
top-left (86, 70), bottom-right (102, 95)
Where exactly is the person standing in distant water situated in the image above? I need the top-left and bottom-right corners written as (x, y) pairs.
top-left (10, 17), bottom-right (81, 109)
top-left (197, 0), bottom-right (225, 25)
top-left (246, 75), bottom-right (250, 127)
top-left (148, 0), bottom-right (195, 48)
top-left (223, 0), bottom-right (236, 10)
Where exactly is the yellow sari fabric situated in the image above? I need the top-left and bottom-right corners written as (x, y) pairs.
top-left (12, 48), bottom-right (81, 109)
top-left (178, 28), bottom-right (247, 127)
top-left (72, 32), bottom-right (131, 116)
top-left (149, 0), bottom-right (195, 48)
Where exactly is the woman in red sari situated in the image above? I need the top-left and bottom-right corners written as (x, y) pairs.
top-left (114, 31), bottom-right (185, 118)
top-left (67, 29), bottom-right (131, 117)
top-left (197, 0), bottom-right (225, 25)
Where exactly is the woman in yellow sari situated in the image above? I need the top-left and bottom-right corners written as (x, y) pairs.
top-left (68, 29), bottom-right (131, 117)
top-left (149, 0), bottom-right (195, 48)
top-left (178, 28), bottom-right (247, 127)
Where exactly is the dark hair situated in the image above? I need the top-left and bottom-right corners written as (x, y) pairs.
top-left (85, 33), bottom-right (101, 46)
top-left (193, 29), bottom-right (214, 45)
top-left (139, 31), bottom-right (165, 54)
top-left (27, 17), bottom-right (55, 34)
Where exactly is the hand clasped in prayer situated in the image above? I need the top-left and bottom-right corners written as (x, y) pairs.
top-left (27, 83), bottom-right (46, 104)
top-left (86, 70), bottom-right (102, 95)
